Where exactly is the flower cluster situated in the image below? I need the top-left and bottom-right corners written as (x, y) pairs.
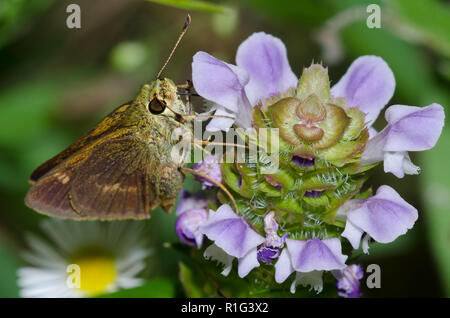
top-left (175, 32), bottom-right (445, 296)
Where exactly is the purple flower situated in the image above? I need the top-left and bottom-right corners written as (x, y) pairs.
top-left (292, 155), bottom-right (315, 167)
top-left (175, 190), bottom-right (213, 248)
top-left (333, 264), bottom-right (364, 298)
top-left (190, 32), bottom-right (446, 292)
top-left (361, 104), bottom-right (445, 178)
top-left (192, 32), bottom-right (297, 131)
top-left (304, 190), bottom-right (325, 198)
top-left (286, 238), bottom-right (347, 272)
top-left (340, 185), bottom-right (418, 253)
top-left (331, 55), bottom-right (395, 126)
top-left (330, 55), bottom-right (444, 178)
top-left (257, 247), bottom-right (281, 264)
top-left (275, 238), bottom-right (347, 293)
top-left (191, 154), bottom-right (222, 190)
top-left (263, 211), bottom-right (284, 248)
top-left (176, 190), bottom-right (210, 216)
top-left (175, 209), bottom-right (208, 248)
top-left (257, 212), bottom-right (286, 264)
top-left (200, 204), bottom-right (265, 277)
top-left (194, 36), bottom-right (445, 177)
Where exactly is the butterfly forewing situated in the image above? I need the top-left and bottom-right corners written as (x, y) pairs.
top-left (29, 102), bottom-right (131, 183)
top-left (70, 138), bottom-right (158, 219)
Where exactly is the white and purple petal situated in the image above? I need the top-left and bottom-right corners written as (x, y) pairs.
top-left (331, 55), bottom-right (395, 125)
top-left (362, 103), bottom-right (445, 178)
top-left (342, 185), bottom-right (418, 250)
top-left (341, 220), bottom-right (364, 250)
top-left (199, 204), bottom-right (265, 258)
top-left (192, 52), bottom-right (249, 113)
top-left (238, 248), bottom-right (260, 278)
top-left (236, 32), bottom-right (298, 106)
top-left (382, 104), bottom-right (445, 152)
top-left (205, 106), bottom-right (236, 132)
top-left (383, 151), bottom-right (420, 178)
top-left (203, 244), bottom-right (234, 276)
top-left (275, 239), bottom-right (347, 294)
top-left (286, 238), bottom-right (347, 273)
top-left (290, 271), bottom-right (324, 294)
top-left (274, 248), bottom-right (294, 283)
top-left (192, 52), bottom-right (253, 130)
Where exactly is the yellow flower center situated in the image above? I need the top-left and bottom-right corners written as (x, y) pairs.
top-left (69, 248), bottom-right (117, 296)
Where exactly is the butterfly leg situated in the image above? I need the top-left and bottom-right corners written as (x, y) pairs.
top-left (177, 80), bottom-right (194, 114)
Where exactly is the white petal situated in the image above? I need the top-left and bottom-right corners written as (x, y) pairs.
top-left (362, 235), bottom-right (371, 254)
top-left (274, 248), bottom-right (294, 283)
top-left (238, 248), bottom-right (260, 278)
top-left (205, 107), bottom-right (236, 132)
top-left (203, 244), bottom-right (234, 276)
top-left (341, 220), bottom-right (364, 249)
top-left (383, 151), bottom-right (408, 178)
top-left (290, 271), bottom-right (324, 294)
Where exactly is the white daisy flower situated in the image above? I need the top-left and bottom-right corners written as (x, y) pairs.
top-left (17, 219), bottom-right (151, 298)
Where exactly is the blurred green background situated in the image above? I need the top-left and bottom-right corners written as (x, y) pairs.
top-left (0, 0), bottom-right (449, 297)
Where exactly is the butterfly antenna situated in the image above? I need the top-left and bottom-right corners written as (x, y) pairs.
top-left (156, 14), bottom-right (191, 79)
top-left (164, 104), bottom-right (236, 124)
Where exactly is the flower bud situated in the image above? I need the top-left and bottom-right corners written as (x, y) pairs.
top-left (192, 155), bottom-right (222, 189)
top-left (175, 209), bottom-right (208, 248)
top-left (334, 264), bottom-right (363, 298)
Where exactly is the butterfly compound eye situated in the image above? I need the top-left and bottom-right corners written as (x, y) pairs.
top-left (148, 98), bottom-right (166, 114)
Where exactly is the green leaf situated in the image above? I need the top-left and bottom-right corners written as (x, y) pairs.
top-left (341, 21), bottom-right (450, 109)
top-left (421, 128), bottom-right (450, 296)
top-left (388, 0), bottom-right (450, 58)
top-left (350, 226), bottom-right (419, 260)
top-left (0, 0), bottom-right (54, 48)
top-left (0, 81), bottom-right (60, 148)
top-left (97, 277), bottom-right (175, 298)
top-left (240, 0), bottom-right (382, 26)
top-left (178, 261), bottom-right (208, 297)
top-left (168, 243), bottom-right (249, 297)
top-left (0, 243), bottom-right (20, 297)
top-left (239, 0), bottom-right (334, 25)
top-left (211, 7), bottom-right (239, 38)
top-left (146, 0), bottom-right (228, 13)
top-left (109, 41), bottom-right (148, 73)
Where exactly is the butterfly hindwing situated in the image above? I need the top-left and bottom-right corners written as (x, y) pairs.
top-left (25, 150), bottom-right (90, 219)
top-left (25, 136), bottom-right (182, 220)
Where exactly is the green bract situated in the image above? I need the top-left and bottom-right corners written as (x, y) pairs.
top-left (219, 64), bottom-right (371, 240)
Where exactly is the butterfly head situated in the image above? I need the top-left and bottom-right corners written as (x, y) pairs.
top-left (138, 78), bottom-right (189, 122)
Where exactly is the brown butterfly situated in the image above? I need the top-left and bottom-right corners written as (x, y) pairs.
top-left (25, 16), bottom-right (194, 220)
